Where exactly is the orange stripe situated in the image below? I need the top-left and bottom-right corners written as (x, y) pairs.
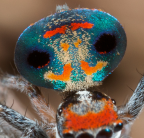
top-left (46, 63), bottom-right (73, 81)
top-left (81, 61), bottom-right (108, 75)
top-left (63, 99), bottom-right (118, 133)
top-left (43, 25), bottom-right (67, 38)
top-left (43, 22), bottom-right (93, 38)
top-left (71, 22), bottom-right (94, 31)
top-left (38, 62), bottom-right (49, 69)
top-left (99, 51), bottom-right (107, 54)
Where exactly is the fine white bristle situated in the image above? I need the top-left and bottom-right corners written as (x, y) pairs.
top-left (56, 3), bottom-right (69, 12)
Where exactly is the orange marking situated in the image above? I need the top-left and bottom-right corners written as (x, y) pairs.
top-left (61, 43), bottom-right (69, 51)
top-left (97, 9), bottom-right (105, 12)
top-left (43, 25), bottom-right (67, 38)
top-left (81, 61), bottom-right (108, 75)
top-left (71, 22), bottom-right (94, 31)
top-left (38, 62), bottom-right (49, 69)
top-left (63, 99), bottom-right (118, 133)
top-left (99, 51), bottom-right (107, 54)
top-left (46, 63), bottom-right (73, 81)
top-left (30, 23), bottom-right (34, 26)
top-left (74, 38), bottom-right (82, 48)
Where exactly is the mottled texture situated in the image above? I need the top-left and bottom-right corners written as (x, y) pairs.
top-left (0, 104), bottom-right (48, 138)
top-left (15, 8), bottom-right (126, 91)
top-left (56, 91), bottom-right (123, 138)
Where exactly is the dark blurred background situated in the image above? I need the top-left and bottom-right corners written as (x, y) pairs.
top-left (0, 0), bottom-right (144, 137)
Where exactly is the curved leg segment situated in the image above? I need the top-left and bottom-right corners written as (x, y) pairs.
top-left (0, 104), bottom-right (48, 138)
top-left (118, 76), bottom-right (144, 137)
top-left (0, 74), bottom-right (56, 138)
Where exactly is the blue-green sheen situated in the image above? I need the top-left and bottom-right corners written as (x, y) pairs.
top-left (15, 8), bottom-right (127, 91)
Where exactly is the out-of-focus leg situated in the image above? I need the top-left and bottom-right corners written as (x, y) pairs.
top-left (0, 103), bottom-right (48, 138)
top-left (0, 74), bottom-right (56, 137)
top-left (118, 76), bottom-right (144, 137)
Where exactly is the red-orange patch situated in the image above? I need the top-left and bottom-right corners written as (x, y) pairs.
top-left (81, 61), bottom-right (107, 75)
top-left (99, 51), bottom-right (107, 54)
top-left (63, 99), bottom-right (118, 133)
top-left (45, 63), bottom-right (73, 81)
top-left (38, 62), bottom-right (49, 69)
top-left (43, 25), bottom-right (67, 38)
top-left (43, 22), bottom-right (93, 38)
top-left (71, 22), bottom-right (94, 31)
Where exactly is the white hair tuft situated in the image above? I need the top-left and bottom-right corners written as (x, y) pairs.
top-left (56, 3), bottom-right (70, 12)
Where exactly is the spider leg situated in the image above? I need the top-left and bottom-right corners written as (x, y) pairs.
top-left (118, 76), bottom-right (144, 137)
top-left (0, 102), bottom-right (48, 138)
top-left (0, 74), bottom-right (56, 138)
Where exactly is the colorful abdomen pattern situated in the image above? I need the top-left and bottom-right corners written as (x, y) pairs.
top-left (15, 8), bottom-right (127, 138)
top-left (15, 8), bottom-right (126, 92)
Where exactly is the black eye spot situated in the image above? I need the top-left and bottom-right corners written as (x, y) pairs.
top-left (77, 133), bottom-right (94, 138)
top-left (94, 33), bottom-right (117, 54)
top-left (114, 122), bottom-right (123, 132)
top-left (96, 129), bottom-right (112, 138)
top-left (27, 50), bottom-right (50, 68)
top-left (111, 99), bottom-right (116, 105)
top-left (58, 108), bottom-right (62, 116)
top-left (91, 91), bottom-right (109, 101)
top-left (96, 92), bottom-right (104, 100)
top-left (63, 133), bottom-right (74, 138)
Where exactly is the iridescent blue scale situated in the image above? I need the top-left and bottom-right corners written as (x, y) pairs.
top-left (15, 8), bottom-right (126, 91)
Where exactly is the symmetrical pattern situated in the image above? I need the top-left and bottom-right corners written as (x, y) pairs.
top-left (0, 4), bottom-right (143, 138)
top-left (15, 8), bottom-right (126, 91)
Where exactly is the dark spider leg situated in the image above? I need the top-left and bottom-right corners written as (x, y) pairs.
top-left (0, 74), bottom-right (56, 138)
top-left (0, 104), bottom-right (48, 138)
top-left (118, 76), bottom-right (144, 137)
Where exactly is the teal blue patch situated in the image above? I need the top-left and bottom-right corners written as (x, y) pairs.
top-left (92, 68), bottom-right (108, 82)
top-left (71, 70), bottom-right (85, 82)
top-left (52, 80), bottom-right (66, 90)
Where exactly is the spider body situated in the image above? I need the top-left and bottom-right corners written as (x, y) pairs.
top-left (57, 91), bottom-right (123, 138)
top-left (0, 4), bottom-right (143, 138)
top-left (15, 8), bottom-right (126, 91)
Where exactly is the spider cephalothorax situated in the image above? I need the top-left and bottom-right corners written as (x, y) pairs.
top-left (57, 91), bottom-right (123, 138)
top-left (0, 4), bottom-right (143, 138)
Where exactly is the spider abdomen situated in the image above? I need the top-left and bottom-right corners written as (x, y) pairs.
top-left (15, 8), bottom-right (126, 92)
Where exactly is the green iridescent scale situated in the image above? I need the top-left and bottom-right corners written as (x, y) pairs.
top-left (15, 8), bottom-right (126, 91)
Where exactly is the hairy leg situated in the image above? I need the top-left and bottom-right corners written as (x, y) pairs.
top-left (0, 74), bottom-right (56, 138)
top-left (118, 76), bottom-right (144, 137)
top-left (0, 104), bottom-right (48, 138)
